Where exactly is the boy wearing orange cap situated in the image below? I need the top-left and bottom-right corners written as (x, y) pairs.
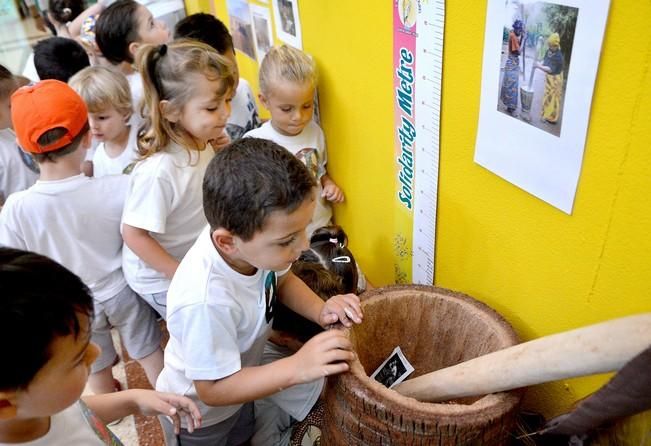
top-left (0, 80), bottom-right (164, 396)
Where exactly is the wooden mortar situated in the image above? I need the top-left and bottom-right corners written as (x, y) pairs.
top-left (321, 285), bottom-right (523, 445)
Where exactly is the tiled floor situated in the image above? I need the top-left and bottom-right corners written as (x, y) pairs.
top-left (0, 11), bottom-right (48, 74)
top-left (82, 329), bottom-right (164, 445)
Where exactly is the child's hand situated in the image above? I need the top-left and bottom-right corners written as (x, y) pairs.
top-left (321, 178), bottom-right (344, 203)
top-left (209, 130), bottom-right (231, 152)
top-left (132, 389), bottom-right (202, 434)
top-left (319, 293), bottom-right (363, 328)
top-left (291, 329), bottom-right (354, 384)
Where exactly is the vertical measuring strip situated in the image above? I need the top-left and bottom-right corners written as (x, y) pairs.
top-left (412, 0), bottom-right (444, 284)
top-left (393, 0), bottom-right (444, 284)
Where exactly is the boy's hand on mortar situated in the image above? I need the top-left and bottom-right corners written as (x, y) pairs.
top-left (291, 329), bottom-right (354, 384)
top-left (319, 293), bottom-right (363, 328)
top-left (132, 389), bottom-right (202, 434)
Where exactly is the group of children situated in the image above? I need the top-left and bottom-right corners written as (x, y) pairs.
top-left (0, 5), bottom-right (365, 446)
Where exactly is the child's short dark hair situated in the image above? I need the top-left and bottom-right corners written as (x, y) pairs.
top-left (32, 123), bottom-right (90, 163)
top-left (203, 137), bottom-right (316, 240)
top-left (174, 13), bottom-right (234, 55)
top-left (33, 37), bottom-right (90, 82)
top-left (0, 64), bottom-right (17, 100)
top-left (95, 0), bottom-right (140, 64)
top-left (0, 248), bottom-right (93, 390)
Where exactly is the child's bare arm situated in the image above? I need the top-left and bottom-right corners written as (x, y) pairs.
top-left (278, 272), bottom-right (363, 327)
top-left (194, 329), bottom-right (353, 406)
top-left (83, 389), bottom-right (202, 433)
top-left (122, 223), bottom-right (179, 279)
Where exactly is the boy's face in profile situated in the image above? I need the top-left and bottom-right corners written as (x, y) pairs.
top-left (226, 193), bottom-right (316, 274)
top-left (1, 313), bottom-right (99, 420)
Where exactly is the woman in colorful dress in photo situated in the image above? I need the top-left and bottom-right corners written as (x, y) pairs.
top-left (536, 32), bottom-right (565, 124)
top-left (500, 19), bottom-right (524, 115)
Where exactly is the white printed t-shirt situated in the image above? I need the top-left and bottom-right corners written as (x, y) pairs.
top-left (0, 174), bottom-right (128, 301)
top-left (244, 121), bottom-right (332, 235)
top-left (0, 401), bottom-right (119, 446)
top-left (93, 124), bottom-right (139, 177)
top-left (121, 144), bottom-right (213, 294)
top-left (156, 226), bottom-right (288, 428)
top-left (0, 128), bottom-right (38, 203)
top-left (226, 79), bottom-right (261, 141)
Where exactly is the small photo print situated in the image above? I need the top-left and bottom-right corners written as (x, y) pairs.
top-left (370, 346), bottom-right (414, 389)
top-left (271, 0), bottom-right (302, 49)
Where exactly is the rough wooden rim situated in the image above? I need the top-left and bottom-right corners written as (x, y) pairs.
top-left (340, 284), bottom-right (523, 426)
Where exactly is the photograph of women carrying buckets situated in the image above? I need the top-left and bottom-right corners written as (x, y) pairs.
top-left (498, 2), bottom-right (577, 137)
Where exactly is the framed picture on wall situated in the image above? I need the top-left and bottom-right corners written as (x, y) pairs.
top-left (227, 0), bottom-right (257, 60)
top-left (474, 0), bottom-right (610, 214)
top-left (271, 0), bottom-right (302, 49)
top-left (250, 4), bottom-right (273, 64)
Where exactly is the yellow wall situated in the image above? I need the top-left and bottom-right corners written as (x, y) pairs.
top-left (199, 0), bottom-right (651, 417)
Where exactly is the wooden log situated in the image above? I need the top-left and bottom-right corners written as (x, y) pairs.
top-left (395, 313), bottom-right (651, 403)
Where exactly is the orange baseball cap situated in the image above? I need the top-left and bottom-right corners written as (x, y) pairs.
top-left (11, 79), bottom-right (88, 154)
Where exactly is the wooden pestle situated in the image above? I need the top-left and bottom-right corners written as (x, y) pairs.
top-left (394, 313), bottom-right (651, 403)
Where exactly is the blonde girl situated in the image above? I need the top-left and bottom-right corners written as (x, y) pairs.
top-left (69, 65), bottom-right (137, 177)
top-left (244, 44), bottom-right (343, 237)
top-left (121, 40), bottom-right (235, 318)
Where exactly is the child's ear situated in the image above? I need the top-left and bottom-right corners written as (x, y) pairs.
top-left (82, 130), bottom-right (92, 149)
top-left (128, 41), bottom-right (141, 62)
top-left (159, 100), bottom-right (180, 123)
top-left (0, 392), bottom-right (18, 420)
top-left (211, 228), bottom-right (237, 254)
top-left (258, 93), bottom-right (269, 110)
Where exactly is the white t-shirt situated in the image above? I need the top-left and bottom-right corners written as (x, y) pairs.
top-left (0, 174), bottom-right (128, 301)
top-left (126, 71), bottom-right (144, 129)
top-left (121, 144), bottom-right (213, 294)
top-left (244, 121), bottom-right (332, 235)
top-left (226, 79), bottom-right (261, 141)
top-left (93, 125), bottom-right (139, 177)
top-left (0, 129), bottom-right (38, 204)
top-left (0, 401), bottom-right (119, 446)
top-left (156, 226), bottom-right (289, 428)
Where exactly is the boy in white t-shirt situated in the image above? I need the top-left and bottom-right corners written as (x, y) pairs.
top-left (0, 248), bottom-right (202, 446)
top-left (156, 137), bottom-right (363, 445)
top-left (69, 66), bottom-right (139, 177)
top-left (174, 13), bottom-right (261, 145)
top-left (0, 65), bottom-right (37, 206)
top-left (244, 45), bottom-right (343, 236)
top-left (0, 80), bottom-right (163, 395)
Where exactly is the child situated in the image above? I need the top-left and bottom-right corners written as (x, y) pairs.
top-left (0, 80), bottom-right (164, 395)
top-left (121, 40), bottom-right (235, 318)
top-left (95, 0), bottom-right (170, 119)
top-left (0, 65), bottom-right (37, 206)
top-left (33, 36), bottom-right (90, 82)
top-left (244, 45), bottom-right (343, 236)
top-left (155, 137), bottom-right (363, 445)
top-left (310, 225), bottom-right (369, 293)
top-left (253, 225), bottom-right (360, 446)
top-left (0, 247), bottom-right (202, 445)
top-left (69, 66), bottom-right (138, 177)
top-left (174, 13), bottom-right (261, 143)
